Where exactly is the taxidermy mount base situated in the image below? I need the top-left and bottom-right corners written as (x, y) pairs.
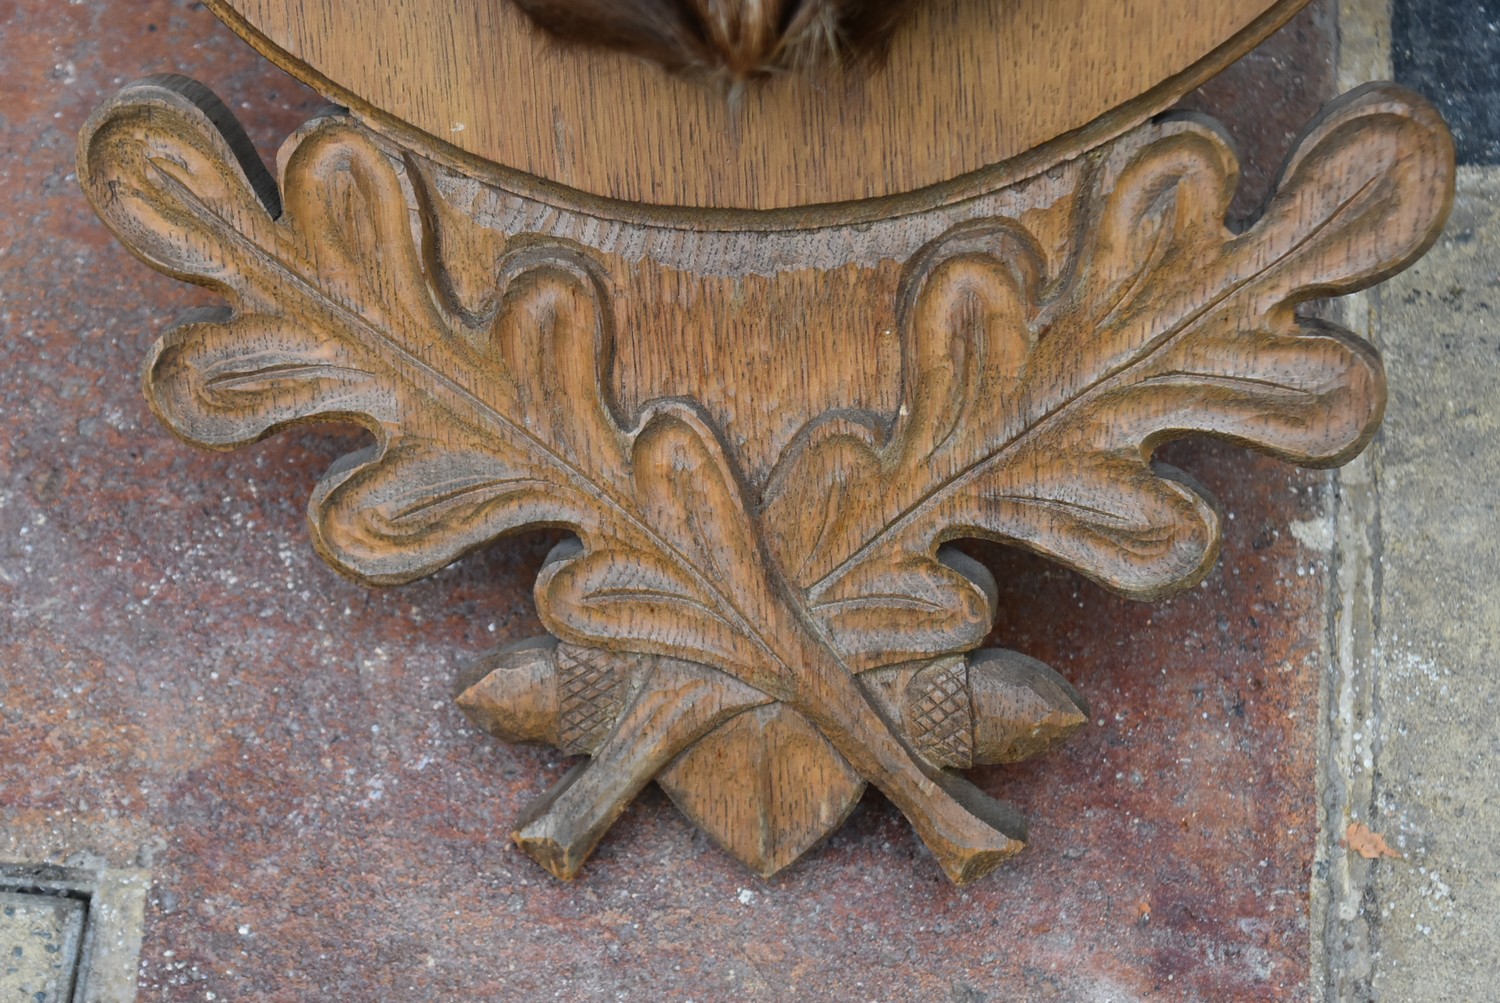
top-left (77, 76), bottom-right (1452, 883)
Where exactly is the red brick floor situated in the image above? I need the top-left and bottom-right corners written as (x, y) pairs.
top-left (0, 2), bottom-right (1340, 998)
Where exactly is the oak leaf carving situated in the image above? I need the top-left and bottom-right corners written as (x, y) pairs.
top-left (79, 75), bottom-right (896, 879)
top-left (77, 78), bottom-right (1454, 882)
top-left (768, 88), bottom-right (1452, 676)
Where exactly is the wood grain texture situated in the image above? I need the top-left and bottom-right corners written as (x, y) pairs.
top-left (204, 0), bottom-right (1313, 210)
top-left (77, 74), bottom-right (1453, 882)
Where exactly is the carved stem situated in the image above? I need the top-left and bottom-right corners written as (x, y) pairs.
top-left (513, 659), bottom-right (771, 878)
top-left (778, 629), bottom-right (1028, 883)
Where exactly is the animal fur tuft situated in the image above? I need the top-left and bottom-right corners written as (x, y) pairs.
top-left (510, 0), bottom-right (922, 83)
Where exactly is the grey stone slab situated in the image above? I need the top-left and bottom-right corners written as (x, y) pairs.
top-left (0, 891), bottom-right (86, 1003)
top-left (1393, 0), bottom-right (1500, 164)
top-left (1349, 167), bottom-right (1500, 1001)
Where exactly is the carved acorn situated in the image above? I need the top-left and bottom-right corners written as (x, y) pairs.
top-left (967, 651), bottom-right (1090, 765)
top-left (858, 649), bottom-right (1089, 770)
top-left (455, 638), bottom-right (633, 755)
top-left (457, 638), bottom-right (1087, 771)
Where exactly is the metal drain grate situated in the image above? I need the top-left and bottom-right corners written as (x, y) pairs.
top-left (0, 866), bottom-right (95, 1003)
top-left (0, 864), bottom-right (146, 1003)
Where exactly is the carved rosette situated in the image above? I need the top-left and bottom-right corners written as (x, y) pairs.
top-left (77, 76), bottom-right (1453, 882)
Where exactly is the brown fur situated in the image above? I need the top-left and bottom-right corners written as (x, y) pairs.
top-left (510, 0), bottom-right (922, 82)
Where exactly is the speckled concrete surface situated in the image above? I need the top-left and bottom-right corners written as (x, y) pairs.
top-left (1, 2), bottom-right (1350, 999)
top-left (1319, 166), bottom-right (1500, 1001)
top-left (1311, 3), bottom-right (1500, 999)
top-left (1357, 166), bottom-right (1500, 1003)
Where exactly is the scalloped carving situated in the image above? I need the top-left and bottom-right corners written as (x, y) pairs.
top-left (78, 76), bottom-right (1453, 882)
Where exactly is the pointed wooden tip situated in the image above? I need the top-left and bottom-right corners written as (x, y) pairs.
top-left (511, 827), bottom-right (586, 881)
top-left (968, 649), bottom-right (1089, 765)
top-left (921, 773), bottom-right (1029, 884)
top-left (454, 636), bottom-right (561, 746)
top-left (510, 758), bottom-right (601, 880)
top-left (656, 703), bottom-right (866, 880)
top-left (940, 844), bottom-right (1027, 886)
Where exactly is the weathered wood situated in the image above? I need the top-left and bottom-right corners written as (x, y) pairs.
top-left (204, 0), bottom-right (1314, 209)
top-left (77, 67), bottom-right (1452, 880)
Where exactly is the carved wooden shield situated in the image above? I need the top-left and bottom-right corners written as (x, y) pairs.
top-left (206, 0), bottom-right (1310, 208)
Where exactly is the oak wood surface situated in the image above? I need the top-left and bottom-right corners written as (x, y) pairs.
top-left (206, 0), bottom-right (1312, 210)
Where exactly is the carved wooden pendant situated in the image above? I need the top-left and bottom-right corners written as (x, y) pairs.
top-left (78, 74), bottom-right (1452, 883)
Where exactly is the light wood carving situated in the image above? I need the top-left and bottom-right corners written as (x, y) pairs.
top-left (78, 76), bottom-right (1453, 883)
top-left (206, 0), bottom-right (1312, 208)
